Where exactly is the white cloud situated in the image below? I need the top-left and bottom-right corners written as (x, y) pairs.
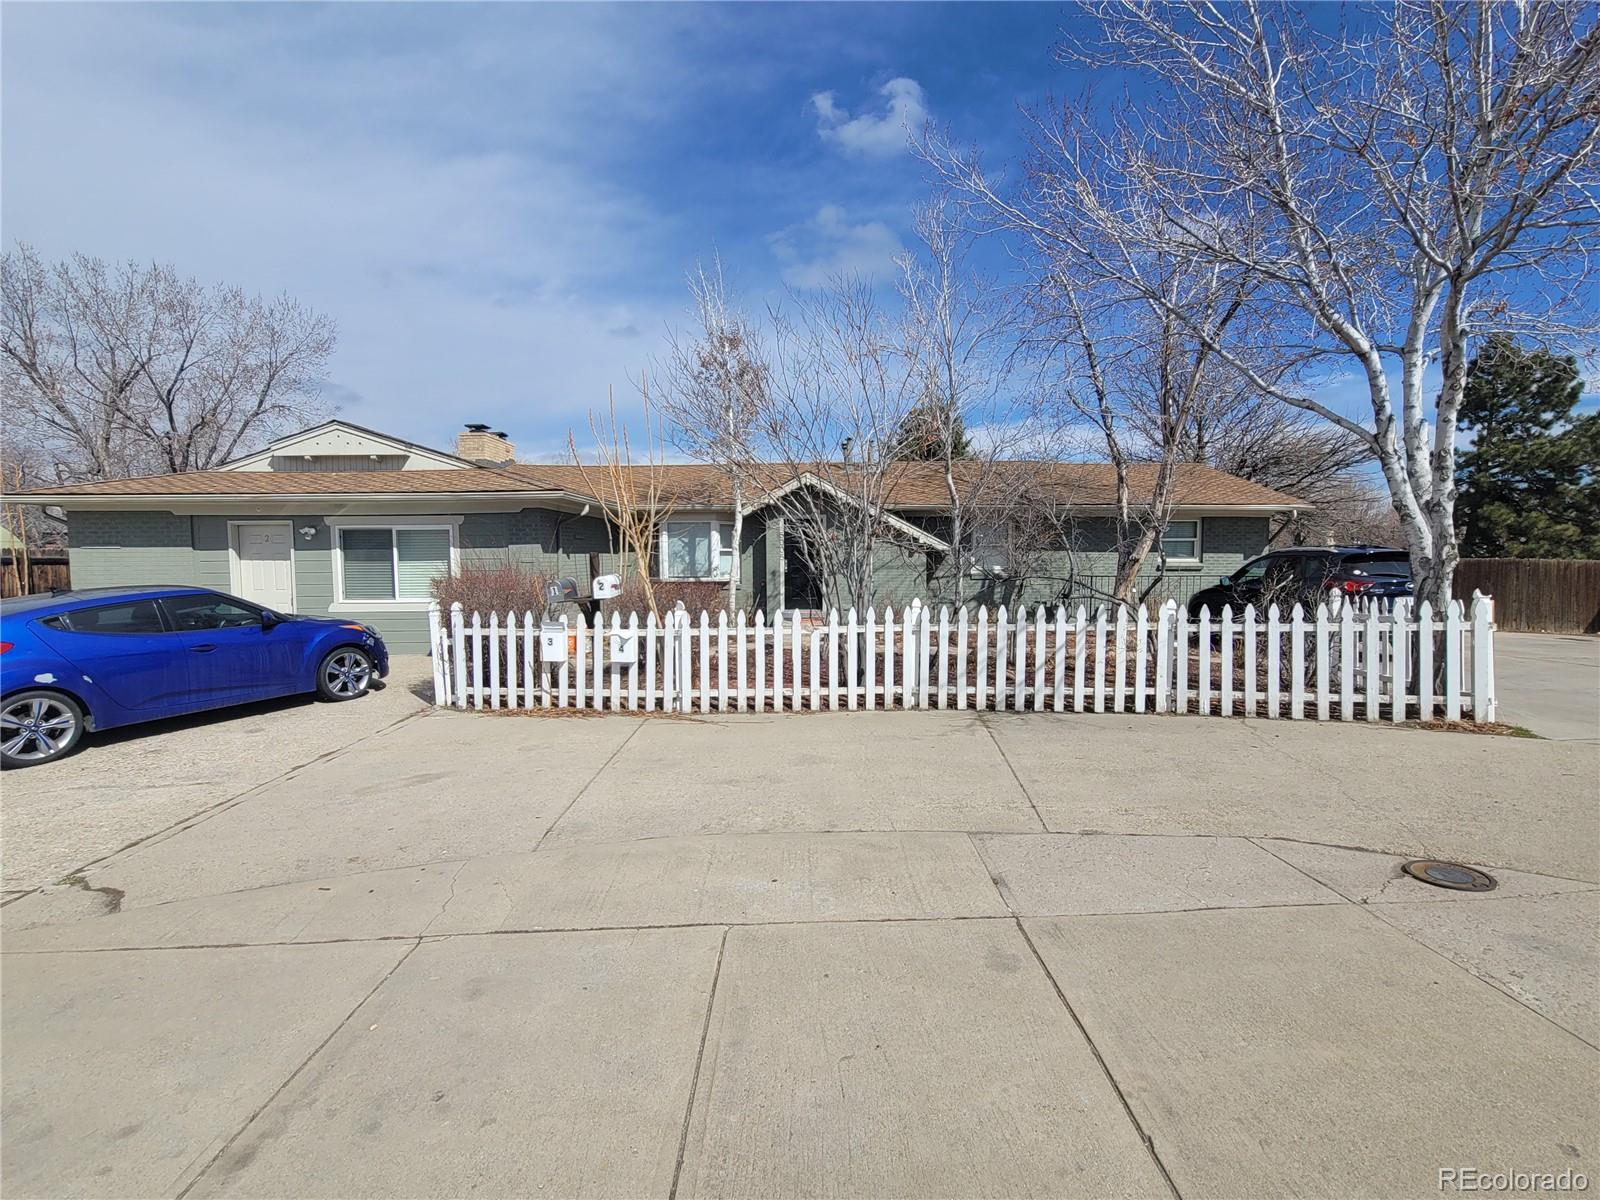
top-left (767, 205), bottom-right (905, 289)
top-left (810, 77), bottom-right (927, 157)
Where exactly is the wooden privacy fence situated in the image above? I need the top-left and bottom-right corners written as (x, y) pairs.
top-left (0, 555), bottom-right (69, 598)
top-left (429, 595), bottom-right (1496, 724)
top-left (1454, 558), bottom-right (1600, 635)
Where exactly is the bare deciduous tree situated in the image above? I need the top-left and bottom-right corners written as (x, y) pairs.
top-left (896, 197), bottom-right (1031, 605)
top-left (652, 259), bottom-right (767, 610)
top-left (1, 244), bottom-right (335, 482)
top-left (763, 278), bottom-right (939, 613)
top-left (1154, 383), bottom-right (1375, 542)
top-left (1033, 254), bottom-right (1259, 604)
top-left (930, 0), bottom-right (1600, 605)
top-left (569, 387), bottom-right (677, 618)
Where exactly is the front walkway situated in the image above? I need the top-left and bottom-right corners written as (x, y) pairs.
top-left (3, 708), bottom-right (1596, 1197)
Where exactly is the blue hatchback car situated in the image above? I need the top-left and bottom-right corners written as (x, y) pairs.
top-left (0, 586), bottom-right (389, 768)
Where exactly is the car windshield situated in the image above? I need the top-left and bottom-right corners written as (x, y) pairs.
top-left (1343, 553), bottom-right (1410, 578)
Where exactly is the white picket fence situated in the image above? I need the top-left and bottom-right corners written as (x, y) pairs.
top-left (428, 594), bottom-right (1496, 723)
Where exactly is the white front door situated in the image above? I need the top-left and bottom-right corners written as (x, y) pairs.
top-left (234, 523), bottom-right (295, 612)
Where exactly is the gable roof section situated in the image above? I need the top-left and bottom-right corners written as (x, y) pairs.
top-left (11, 460), bottom-right (1307, 512)
top-left (217, 419), bottom-right (473, 470)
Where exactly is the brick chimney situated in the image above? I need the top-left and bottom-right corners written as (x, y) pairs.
top-left (457, 423), bottom-right (515, 465)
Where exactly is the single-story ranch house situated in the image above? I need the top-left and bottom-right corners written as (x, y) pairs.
top-left (12, 420), bottom-right (1307, 652)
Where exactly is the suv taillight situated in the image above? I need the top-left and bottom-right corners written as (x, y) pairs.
top-left (1340, 579), bottom-right (1372, 593)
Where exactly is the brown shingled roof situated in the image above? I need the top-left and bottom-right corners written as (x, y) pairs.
top-left (10, 460), bottom-right (1307, 509)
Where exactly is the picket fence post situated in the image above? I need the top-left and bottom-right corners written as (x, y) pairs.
top-left (1135, 604), bottom-right (1152, 714)
top-left (1088, 606), bottom-right (1104, 714)
top-left (1219, 605), bottom-right (1235, 718)
top-left (1363, 603), bottom-right (1382, 722)
top-left (847, 608), bottom-right (861, 711)
top-left (1112, 605), bottom-right (1129, 713)
top-left (1013, 607), bottom-right (1028, 711)
top-left (1389, 601), bottom-right (1407, 724)
top-left (1289, 604), bottom-right (1306, 720)
top-left (427, 602), bottom-right (448, 707)
top-left (449, 602), bottom-right (466, 710)
top-left (1051, 606), bottom-right (1067, 712)
top-left (1174, 605), bottom-right (1190, 716)
top-left (937, 607), bottom-right (951, 709)
top-left (1444, 600), bottom-right (1463, 721)
top-left (524, 611), bottom-right (538, 709)
top-left (715, 611), bottom-right (728, 711)
top-left (753, 610), bottom-right (766, 712)
top-left (1314, 603), bottom-right (1330, 722)
top-left (864, 607), bottom-right (878, 711)
top-left (956, 607), bottom-right (971, 710)
top-left (1197, 607), bottom-right (1212, 716)
top-left (1071, 606), bottom-right (1086, 713)
top-left (1472, 592), bottom-right (1495, 722)
top-left (1264, 605), bottom-right (1280, 719)
top-left (975, 607), bottom-right (989, 711)
top-left (992, 606), bottom-right (1007, 712)
top-left (1242, 604), bottom-right (1258, 717)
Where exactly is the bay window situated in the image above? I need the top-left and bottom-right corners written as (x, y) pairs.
top-left (337, 525), bottom-right (453, 601)
top-left (661, 520), bottom-right (736, 580)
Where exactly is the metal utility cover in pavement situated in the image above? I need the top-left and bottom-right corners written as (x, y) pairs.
top-left (1401, 860), bottom-right (1498, 891)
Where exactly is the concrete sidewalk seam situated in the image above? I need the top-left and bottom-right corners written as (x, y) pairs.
top-left (532, 719), bottom-right (646, 853)
top-left (1258, 832), bottom-right (1600, 1055)
top-left (1012, 917), bottom-right (1183, 1200)
top-left (1, 903), bottom-right (1398, 957)
top-left (965, 832), bottom-right (1018, 916)
top-left (976, 715), bottom-right (1049, 832)
top-left (1353, 900), bottom-right (1600, 1055)
top-left (173, 937), bottom-right (423, 1199)
top-left (53, 706), bottom-right (432, 894)
top-left (670, 925), bottom-right (729, 1200)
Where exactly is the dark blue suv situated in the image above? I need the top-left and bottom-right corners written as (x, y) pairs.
top-left (0, 586), bottom-right (389, 768)
top-left (1188, 547), bottom-right (1414, 618)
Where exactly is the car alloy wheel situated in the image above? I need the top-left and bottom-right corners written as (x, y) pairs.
top-left (322, 650), bottom-right (373, 698)
top-left (1, 696), bottom-right (80, 764)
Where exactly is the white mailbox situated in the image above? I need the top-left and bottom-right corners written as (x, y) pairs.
top-left (591, 573), bottom-right (623, 601)
top-left (539, 621), bottom-right (571, 663)
top-left (608, 632), bottom-right (638, 664)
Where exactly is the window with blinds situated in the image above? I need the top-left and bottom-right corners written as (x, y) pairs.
top-left (338, 526), bottom-right (452, 601)
top-left (395, 529), bottom-right (450, 597)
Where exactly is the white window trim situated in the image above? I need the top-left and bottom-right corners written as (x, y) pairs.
top-left (226, 519), bottom-right (297, 611)
top-left (329, 516), bottom-right (461, 610)
top-left (1160, 517), bottom-right (1203, 565)
top-left (658, 518), bottom-right (736, 581)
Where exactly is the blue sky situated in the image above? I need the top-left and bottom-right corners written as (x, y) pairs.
top-left (3, 1), bottom-right (1086, 460)
top-left (5, 2), bottom-right (1590, 468)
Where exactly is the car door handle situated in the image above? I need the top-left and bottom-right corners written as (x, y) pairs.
top-left (189, 644), bottom-right (217, 653)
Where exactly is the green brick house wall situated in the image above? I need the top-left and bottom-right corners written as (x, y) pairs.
top-left (65, 507), bottom-right (1274, 652)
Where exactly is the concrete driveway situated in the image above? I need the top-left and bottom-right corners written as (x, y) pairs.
top-left (0, 658), bottom-right (433, 904)
top-left (2, 697), bottom-right (1596, 1198)
top-left (1494, 632), bottom-right (1599, 742)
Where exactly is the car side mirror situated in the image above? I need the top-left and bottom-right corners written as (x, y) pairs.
top-left (260, 610), bottom-right (281, 630)
top-left (1218, 576), bottom-right (1231, 586)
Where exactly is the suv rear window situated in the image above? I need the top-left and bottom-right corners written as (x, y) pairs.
top-left (1341, 553), bottom-right (1410, 578)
